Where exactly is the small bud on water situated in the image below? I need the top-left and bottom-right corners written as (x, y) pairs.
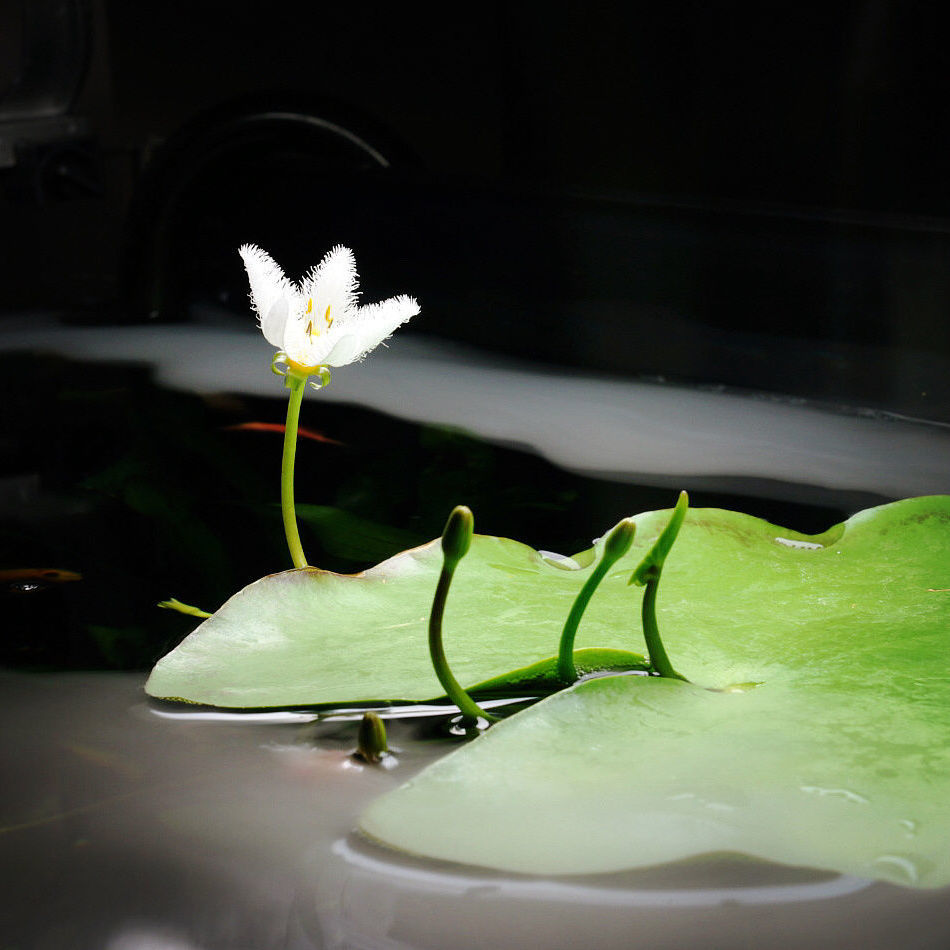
top-left (356, 711), bottom-right (389, 764)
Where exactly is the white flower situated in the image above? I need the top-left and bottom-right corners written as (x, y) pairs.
top-left (239, 244), bottom-right (420, 372)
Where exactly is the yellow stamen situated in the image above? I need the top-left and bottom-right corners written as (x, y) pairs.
top-left (306, 320), bottom-right (318, 339)
top-left (325, 304), bottom-right (333, 328)
top-left (306, 298), bottom-right (313, 314)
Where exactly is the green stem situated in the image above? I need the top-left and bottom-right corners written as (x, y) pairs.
top-left (281, 375), bottom-right (308, 568)
top-left (557, 560), bottom-right (613, 683)
top-left (557, 518), bottom-right (636, 683)
top-left (430, 565), bottom-right (499, 723)
top-left (641, 576), bottom-right (686, 680)
top-left (628, 492), bottom-right (690, 681)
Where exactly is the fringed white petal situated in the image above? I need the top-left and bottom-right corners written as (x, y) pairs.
top-left (260, 296), bottom-right (290, 348)
top-left (331, 294), bottom-right (419, 364)
top-left (323, 333), bottom-right (365, 366)
top-left (241, 242), bottom-right (419, 370)
top-left (302, 245), bottom-right (360, 325)
top-left (239, 244), bottom-right (294, 333)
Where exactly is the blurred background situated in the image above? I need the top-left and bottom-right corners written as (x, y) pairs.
top-left (2, 0), bottom-right (950, 669)
top-left (3, 0), bottom-right (950, 406)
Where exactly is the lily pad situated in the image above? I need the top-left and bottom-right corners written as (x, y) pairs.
top-left (147, 496), bottom-right (948, 708)
top-left (145, 529), bottom-right (654, 708)
top-left (359, 495), bottom-right (950, 886)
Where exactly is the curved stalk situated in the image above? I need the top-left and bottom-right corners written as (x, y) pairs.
top-left (557, 518), bottom-right (636, 683)
top-left (429, 506), bottom-right (499, 724)
top-left (640, 574), bottom-right (686, 681)
top-left (629, 491), bottom-right (689, 681)
top-left (281, 375), bottom-right (308, 568)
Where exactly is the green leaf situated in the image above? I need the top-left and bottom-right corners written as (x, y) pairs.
top-left (358, 495), bottom-right (950, 886)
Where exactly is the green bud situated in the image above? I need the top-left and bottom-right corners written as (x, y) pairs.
top-left (556, 517), bottom-right (637, 683)
top-left (429, 503), bottom-right (499, 725)
top-left (604, 518), bottom-right (637, 560)
top-left (441, 505), bottom-right (474, 567)
top-left (356, 711), bottom-right (389, 763)
top-left (629, 491), bottom-right (689, 586)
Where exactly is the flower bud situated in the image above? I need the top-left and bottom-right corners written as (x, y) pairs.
top-left (604, 518), bottom-right (637, 561)
top-left (441, 505), bottom-right (474, 567)
top-left (356, 711), bottom-right (389, 763)
top-left (629, 491), bottom-right (689, 586)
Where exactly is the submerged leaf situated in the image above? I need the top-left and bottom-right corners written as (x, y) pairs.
top-left (359, 496), bottom-right (950, 886)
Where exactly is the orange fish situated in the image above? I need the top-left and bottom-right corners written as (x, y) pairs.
top-left (223, 422), bottom-right (342, 445)
top-left (0, 569), bottom-right (82, 583)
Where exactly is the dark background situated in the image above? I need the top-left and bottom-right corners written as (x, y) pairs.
top-left (3, 0), bottom-right (950, 411)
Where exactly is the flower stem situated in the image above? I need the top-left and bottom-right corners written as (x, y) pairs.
top-left (641, 574), bottom-right (686, 680)
top-left (557, 518), bottom-right (636, 683)
top-left (281, 375), bottom-right (309, 568)
top-left (429, 507), bottom-right (499, 724)
top-left (629, 492), bottom-right (690, 681)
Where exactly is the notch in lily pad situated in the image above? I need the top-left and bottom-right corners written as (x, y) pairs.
top-left (629, 491), bottom-right (689, 681)
top-left (429, 506), bottom-right (500, 726)
top-left (557, 518), bottom-right (637, 684)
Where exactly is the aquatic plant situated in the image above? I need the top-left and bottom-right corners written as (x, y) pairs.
top-left (628, 489), bottom-right (689, 680)
top-left (556, 516), bottom-right (637, 683)
top-left (427, 506), bottom-right (500, 725)
top-left (358, 496), bottom-right (950, 886)
top-left (555, 493), bottom-right (688, 684)
top-left (239, 244), bottom-right (419, 568)
top-left (355, 711), bottom-right (390, 764)
top-left (144, 242), bottom-right (950, 890)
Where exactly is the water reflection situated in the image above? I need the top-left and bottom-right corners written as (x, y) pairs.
top-left (3, 314), bottom-right (949, 504)
top-left (16, 312), bottom-right (943, 669)
top-left (326, 836), bottom-right (873, 906)
top-left (296, 835), bottom-right (945, 950)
